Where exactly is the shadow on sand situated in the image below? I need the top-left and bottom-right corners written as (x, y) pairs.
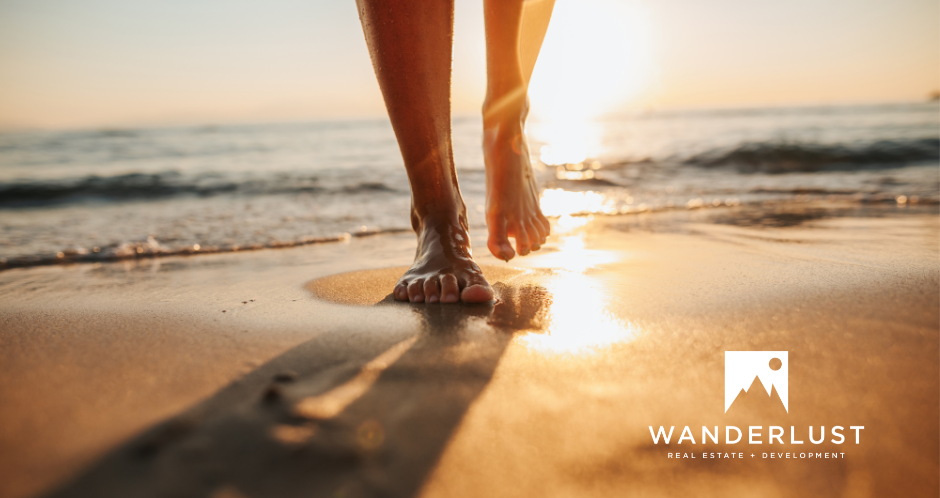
top-left (45, 282), bottom-right (550, 498)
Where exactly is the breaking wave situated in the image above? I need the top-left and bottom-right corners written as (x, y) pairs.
top-left (0, 172), bottom-right (400, 208)
top-left (684, 138), bottom-right (939, 173)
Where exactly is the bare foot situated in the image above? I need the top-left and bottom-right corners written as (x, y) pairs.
top-left (483, 106), bottom-right (551, 261)
top-left (393, 213), bottom-right (494, 304)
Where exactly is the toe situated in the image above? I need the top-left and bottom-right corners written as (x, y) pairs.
top-left (407, 280), bottom-right (425, 303)
top-left (460, 271), bottom-right (494, 303)
top-left (537, 212), bottom-right (551, 238)
top-left (461, 283), bottom-right (494, 303)
top-left (394, 282), bottom-right (408, 301)
top-left (424, 278), bottom-right (441, 304)
top-left (441, 274), bottom-right (460, 303)
top-left (527, 221), bottom-right (542, 251)
top-left (486, 212), bottom-right (515, 261)
top-left (511, 221), bottom-right (531, 256)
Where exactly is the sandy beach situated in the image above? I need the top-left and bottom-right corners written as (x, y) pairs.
top-left (1, 201), bottom-right (937, 498)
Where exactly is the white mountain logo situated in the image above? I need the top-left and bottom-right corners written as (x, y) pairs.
top-left (725, 351), bottom-right (788, 413)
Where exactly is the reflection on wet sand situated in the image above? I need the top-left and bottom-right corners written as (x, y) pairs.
top-left (500, 218), bottom-right (640, 354)
top-left (518, 269), bottom-right (639, 354)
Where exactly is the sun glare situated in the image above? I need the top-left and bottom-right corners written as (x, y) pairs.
top-left (529, 119), bottom-right (601, 165)
top-left (528, 0), bottom-right (654, 122)
top-left (526, 0), bottom-right (653, 169)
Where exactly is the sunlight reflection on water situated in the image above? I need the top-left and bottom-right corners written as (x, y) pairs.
top-left (529, 118), bottom-right (601, 166)
top-left (540, 189), bottom-right (619, 217)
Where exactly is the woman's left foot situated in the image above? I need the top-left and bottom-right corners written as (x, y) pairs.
top-left (393, 211), bottom-right (494, 304)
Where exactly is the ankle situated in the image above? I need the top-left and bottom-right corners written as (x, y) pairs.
top-left (410, 204), bottom-right (468, 233)
top-left (483, 89), bottom-right (529, 127)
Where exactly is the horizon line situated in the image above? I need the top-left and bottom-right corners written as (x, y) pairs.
top-left (1, 97), bottom-right (936, 134)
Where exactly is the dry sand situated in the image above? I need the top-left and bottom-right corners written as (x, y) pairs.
top-left (0, 202), bottom-right (937, 498)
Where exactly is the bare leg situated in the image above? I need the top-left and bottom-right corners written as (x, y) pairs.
top-left (482, 0), bottom-right (555, 261)
top-left (357, 0), bottom-right (493, 303)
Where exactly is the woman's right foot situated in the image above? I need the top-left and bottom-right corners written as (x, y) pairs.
top-left (393, 212), bottom-right (494, 304)
top-left (483, 101), bottom-right (551, 261)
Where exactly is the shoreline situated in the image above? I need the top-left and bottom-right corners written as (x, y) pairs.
top-left (1, 196), bottom-right (934, 272)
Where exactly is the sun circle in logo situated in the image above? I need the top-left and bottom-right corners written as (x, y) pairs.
top-left (769, 358), bottom-right (782, 371)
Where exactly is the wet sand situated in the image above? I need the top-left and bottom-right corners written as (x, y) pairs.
top-left (0, 202), bottom-right (937, 498)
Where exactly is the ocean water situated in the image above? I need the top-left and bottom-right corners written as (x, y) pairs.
top-left (1, 102), bottom-right (937, 269)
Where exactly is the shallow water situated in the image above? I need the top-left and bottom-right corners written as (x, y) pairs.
top-left (1, 102), bottom-right (937, 268)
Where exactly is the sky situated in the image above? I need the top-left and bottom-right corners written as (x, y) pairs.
top-left (0, 0), bottom-right (936, 130)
